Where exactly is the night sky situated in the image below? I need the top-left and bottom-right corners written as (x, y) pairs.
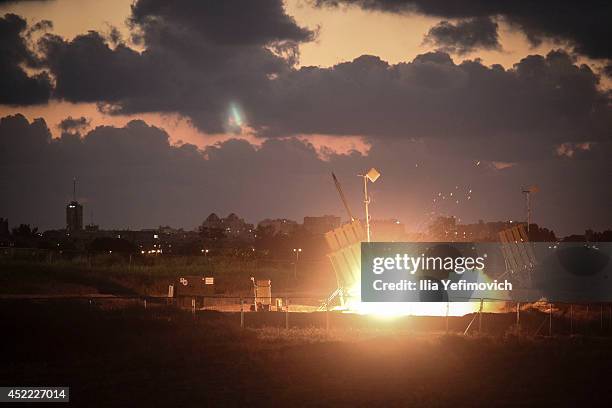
top-left (0, 0), bottom-right (610, 236)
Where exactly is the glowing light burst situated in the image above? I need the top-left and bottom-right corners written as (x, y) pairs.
top-left (226, 102), bottom-right (244, 132)
top-left (338, 273), bottom-right (501, 318)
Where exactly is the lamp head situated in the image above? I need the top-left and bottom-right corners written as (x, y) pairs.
top-left (366, 167), bottom-right (380, 183)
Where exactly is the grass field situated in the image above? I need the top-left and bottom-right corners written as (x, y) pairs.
top-left (3, 300), bottom-right (612, 407)
top-left (0, 255), bottom-right (335, 297)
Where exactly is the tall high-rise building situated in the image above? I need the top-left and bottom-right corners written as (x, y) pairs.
top-left (66, 178), bottom-right (83, 232)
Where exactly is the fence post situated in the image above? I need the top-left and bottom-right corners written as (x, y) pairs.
top-left (478, 298), bottom-right (483, 334)
top-left (445, 302), bottom-right (449, 334)
top-left (586, 305), bottom-right (590, 334)
top-left (570, 304), bottom-right (573, 335)
top-left (285, 298), bottom-right (289, 330)
top-left (240, 297), bottom-right (244, 329)
top-left (167, 284), bottom-right (174, 306)
top-left (516, 302), bottom-right (520, 336)
top-left (548, 302), bottom-right (552, 336)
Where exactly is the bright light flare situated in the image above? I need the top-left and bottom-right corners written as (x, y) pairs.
top-left (338, 273), bottom-right (505, 318)
top-left (227, 102), bottom-right (244, 132)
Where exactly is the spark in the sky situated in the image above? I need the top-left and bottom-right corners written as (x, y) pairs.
top-left (226, 102), bottom-right (244, 133)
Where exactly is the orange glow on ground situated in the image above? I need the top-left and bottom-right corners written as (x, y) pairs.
top-left (338, 286), bottom-right (482, 318)
top-left (338, 273), bottom-right (506, 318)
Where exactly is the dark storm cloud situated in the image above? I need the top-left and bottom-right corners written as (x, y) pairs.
top-left (0, 114), bottom-right (51, 159)
top-left (1, 114), bottom-right (610, 235)
top-left (40, 31), bottom-right (148, 103)
top-left (0, 13), bottom-right (52, 105)
top-left (423, 17), bottom-right (501, 55)
top-left (38, 14), bottom-right (611, 160)
top-left (57, 116), bottom-right (90, 134)
top-left (130, 0), bottom-right (315, 46)
top-left (37, 0), bottom-right (315, 133)
top-left (16, 0), bottom-right (609, 150)
top-left (314, 0), bottom-right (612, 60)
top-left (254, 50), bottom-right (612, 162)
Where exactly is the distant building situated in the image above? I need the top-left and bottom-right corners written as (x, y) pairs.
top-left (372, 219), bottom-right (406, 241)
top-left (40, 225), bottom-right (200, 255)
top-left (257, 218), bottom-right (298, 236)
top-left (200, 213), bottom-right (254, 241)
top-left (426, 217), bottom-right (539, 242)
top-left (201, 213), bottom-right (222, 229)
top-left (158, 225), bottom-right (183, 235)
top-left (66, 179), bottom-right (83, 232)
top-left (303, 215), bottom-right (341, 235)
top-left (0, 218), bottom-right (8, 237)
top-left (428, 216), bottom-right (457, 241)
top-left (85, 223), bottom-right (99, 232)
top-left (223, 213), bottom-right (253, 238)
top-left (66, 201), bottom-right (83, 232)
top-left (0, 218), bottom-right (9, 246)
top-left (456, 220), bottom-right (515, 241)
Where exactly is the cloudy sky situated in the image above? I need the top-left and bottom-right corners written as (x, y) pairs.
top-left (0, 0), bottom-right (610, 236)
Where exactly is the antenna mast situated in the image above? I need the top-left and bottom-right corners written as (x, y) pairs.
top-left (521, 185), bottom-right (539, 234)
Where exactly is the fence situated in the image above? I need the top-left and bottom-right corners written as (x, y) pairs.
top-left (3, 294), bottom-right (612, 337)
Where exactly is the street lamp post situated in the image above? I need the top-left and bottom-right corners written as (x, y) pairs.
top-left (293, 248), bottom-right (302, 279)
top-left (521, 185), bottom-right (539, 234)
top-left (359, 168), bottom-right (381, 242)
